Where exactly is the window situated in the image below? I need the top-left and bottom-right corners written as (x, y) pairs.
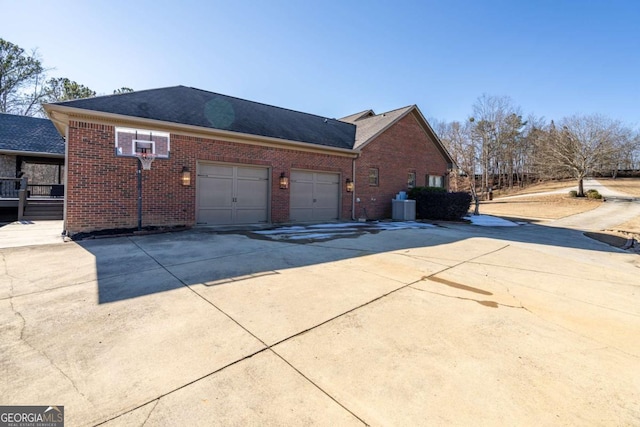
top-left (428, 175), bottom-right (444, 187)
top-left (407, 172), bottom-right (416, 189)
top-left (369, 168), bottom-right (379, 186)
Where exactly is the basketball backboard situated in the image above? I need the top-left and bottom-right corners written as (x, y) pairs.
top-left (115, 127), bottom-right (170, 158)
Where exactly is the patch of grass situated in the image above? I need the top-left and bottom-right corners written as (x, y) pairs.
top-left (479, 194), bottom-right (601, 220)
top-left (494, 179), bottom-right (576, 197)
top-left (597, 178), bottom-right (640, 197)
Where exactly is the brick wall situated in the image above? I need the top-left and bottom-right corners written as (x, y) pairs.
top-left (65, 120), bottom-right (353, 234)
top-left (354, 112), bottom-right (449, 219)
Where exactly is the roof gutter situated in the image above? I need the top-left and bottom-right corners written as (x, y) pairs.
top-left (0, 149), bottom-right (64, 158)
top-left (44, 104), bottom-right (359, 158)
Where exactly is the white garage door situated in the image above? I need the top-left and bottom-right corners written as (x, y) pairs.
top-left (290, 170), bottom-right (340, 222)
top-left (197, 163), bottom-right (269, 225)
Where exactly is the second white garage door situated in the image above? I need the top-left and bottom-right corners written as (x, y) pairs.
top-left (197, 163), bottom-right (269, 225)
top-left (290, 170), bottom-right (340, 222)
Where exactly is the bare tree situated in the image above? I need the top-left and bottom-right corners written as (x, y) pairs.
top-left (539, 114), bottom-right (625, 196)
top-left (597, 125), bottom-right (637, 178)
top-left (519, 114), bottom-right (548, 184)
top-left (436, 119), bottom-right (483, 214)
top-left (469, 94), bottom-right (525, 193)
top-left (0, 38), bottom-right (48, 116)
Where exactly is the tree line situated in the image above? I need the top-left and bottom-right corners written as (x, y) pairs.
top-left (3, 38), bottom-right (639, 199)
top-left (0, 38), bottom-right (132, 117)
top-left (433, 94), bottom-right (640, 201)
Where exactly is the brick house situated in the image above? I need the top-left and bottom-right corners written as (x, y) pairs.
top-left (340, 107), bottom-right (453, 219)
top-left (43, 86), bottom-right (453, 235)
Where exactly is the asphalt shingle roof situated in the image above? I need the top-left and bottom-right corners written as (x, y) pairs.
top-left (0, 113), bottom-right (65, 155)
top-left (52, 86), bottom-right (356, 150)
top-left (340, 106), bottom-right (414, 149)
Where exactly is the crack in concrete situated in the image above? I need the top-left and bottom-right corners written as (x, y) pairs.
top-left (0, 252), bottom-right (7, 276)
top-left (140, 399), bottom-right (160, 426)
top-left (506, 298), bottom-right (640, 360)
top-left (0, 252), bottom-right (99, 303)
top-left (504, 286), bottom-right (533, 314)
top-left (2, 253), bottom-right (94, 406)
top-left (469, 258), bottom-right (639, 288)
top-left (7, 294), bottom-right (92, 404)
top-left (8, 294), bottom-right (26, 341)
top-left (481, 270), bottom-right (640, 318)
top-left (408, 285), bottom-right (526, 309)
top-left (1, 252), bottom-right (21, 299)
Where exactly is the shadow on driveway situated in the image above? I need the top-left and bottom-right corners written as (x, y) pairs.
top-left (74, 220), bottom-right (630, 304)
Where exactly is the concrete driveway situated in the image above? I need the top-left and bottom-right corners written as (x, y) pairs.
top-left (1, 222), bottom-right (639, 426)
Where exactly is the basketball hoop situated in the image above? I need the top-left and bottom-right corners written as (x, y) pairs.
top-left (135, 153), bottom-right (156, 170)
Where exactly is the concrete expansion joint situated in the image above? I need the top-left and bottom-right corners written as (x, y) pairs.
top-left (101, 346), bottom-right (272, 425)
top-left (268, 348), bottom-right (370, 426)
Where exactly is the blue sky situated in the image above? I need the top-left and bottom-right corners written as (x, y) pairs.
top-left (3, 0), bottom-right (639, 129)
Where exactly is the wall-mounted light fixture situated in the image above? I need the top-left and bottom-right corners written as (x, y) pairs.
top-left (181, 166), bottom-right (191, 186)
top-left (279, 172), bottom-right (289, 189)
top-left (346, 178), bottom-right (354, 192)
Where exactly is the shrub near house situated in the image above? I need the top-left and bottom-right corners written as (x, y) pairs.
top-left (412, 187), bottom-right (472, 220)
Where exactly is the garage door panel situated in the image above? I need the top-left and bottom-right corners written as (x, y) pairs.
top-left (200, 164), bottom-right (234, 177)
top-left (197, 209), bottom-right (234, 225)
top-left (197, 163), bottom-right (269, 225)
top-left (235, 207), bottom-right (268, 223)
top-left (292, 171), bottom-right (314, 182)
top-left (238, 166), bottom-right (269, 180)
top-left (316, 174), bottom-right (339, 184)
top-left (236, 179), bottom-right (268, 208)
top-left (290, 181), bottom-right (314, 208)
top-left (315, 182), bottom-right (339, 205)
top-left (198, 176), bottom-right (233, 208)
top-left (290, 171), bottom-right (339, 222)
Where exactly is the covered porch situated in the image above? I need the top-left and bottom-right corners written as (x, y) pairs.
top-left (0, 177), bottom-right (64, 221)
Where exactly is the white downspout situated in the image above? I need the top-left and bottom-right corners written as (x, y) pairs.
top-left (62, 125), bottom-right (69, 235)
top-left (47, 112), bottom-right (69, 236)
top-left (351, 155), bottom-right (358, 220)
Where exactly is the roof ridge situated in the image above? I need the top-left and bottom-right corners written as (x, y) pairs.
top-left (50, 85), bottom-right (185, 105)
top-left (184, 86), bottom-right (346, 124)
top-left (373, 105), bottom-right (414, 117)
top-left (0, 112), bottom-right (52, 122)
top-left (339, 109), bottom-right (375, 122)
